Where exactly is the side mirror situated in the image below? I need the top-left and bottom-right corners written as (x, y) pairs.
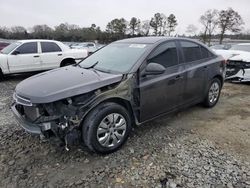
top-left (12, 50), bottom-right (20, 55)
top-left (143, 63), bottom-right (166, 76)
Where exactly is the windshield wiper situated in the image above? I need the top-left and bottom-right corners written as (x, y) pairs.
top-left (81, 61), bottom-right (99, 69)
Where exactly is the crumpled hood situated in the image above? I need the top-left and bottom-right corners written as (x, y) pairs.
top-left (15, 66), bottom-right (123, 104)
top-left (229, 53), bottom-right (250, 62)
top-left (214, 49), bottom-right (250, 62)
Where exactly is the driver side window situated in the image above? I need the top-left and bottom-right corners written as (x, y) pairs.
top-left (15, 42), bottom-right (38, 54)
top-left (148, 42), bottom-right (178, 68)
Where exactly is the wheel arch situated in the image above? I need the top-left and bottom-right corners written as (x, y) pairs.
top-left (60, 57), bottom-right (76, 67)
top-left (81, 97), bottom-right (138, 127)
top-left (212, 74), bottom-right (224, 86)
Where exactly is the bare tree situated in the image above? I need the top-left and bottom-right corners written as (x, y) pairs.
top-left (218, 8), bottom-right (244, 44)
top-left (186, 24), bottom-right (198, 36)
top-left (200, 9), bottom-right (218, 45)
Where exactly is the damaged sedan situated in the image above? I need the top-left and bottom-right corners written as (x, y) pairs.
top-left (12, 37), bottom-right (225, 154)
top-left (214, 43), bottom-right (250, 82)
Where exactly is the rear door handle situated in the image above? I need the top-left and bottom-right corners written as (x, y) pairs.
top-left (58, 54), bottom-right (62, 56)
top-left (203, 66), bottom-right (208, 69)
top-left (33, 55), bottom-right (40, 58)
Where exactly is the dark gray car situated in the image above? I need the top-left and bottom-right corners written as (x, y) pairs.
top-left (11, 37), bottom-right (226, 154)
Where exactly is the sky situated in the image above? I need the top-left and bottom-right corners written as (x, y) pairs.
top-left (0, 0), bottom-right (250, 35)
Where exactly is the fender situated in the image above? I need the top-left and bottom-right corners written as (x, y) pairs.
top-left (78, 76), bottom-right (140, 125)
top-left (0, 55), bottom-right (10, 74)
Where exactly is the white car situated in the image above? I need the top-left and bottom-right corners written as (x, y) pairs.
top-left (213, 43), bottom-right (250, 82)
top-left (71, 42), bottom-right (98, 54)
top-left (0, 39), bottom-right (88, 79)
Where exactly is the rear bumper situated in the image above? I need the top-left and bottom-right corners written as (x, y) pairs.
top-left (11, 103), bottom-right (44, 134)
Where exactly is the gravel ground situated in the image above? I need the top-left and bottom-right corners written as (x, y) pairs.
top-left (0, 74), bottom-right (250, 188)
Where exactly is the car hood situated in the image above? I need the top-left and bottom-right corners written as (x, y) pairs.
top-left (15, 66), bottom-right (123, 104)
top-left (214, 49), bottom-right (250, 62)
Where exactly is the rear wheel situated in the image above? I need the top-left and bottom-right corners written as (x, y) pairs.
top-left (82, 102), bottom-right (132, 154)
top-left (203, 78), bottom-right (221, 107)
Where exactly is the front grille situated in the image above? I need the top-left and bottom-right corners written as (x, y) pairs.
top-left (23, 106), bottom-right (40, 121)
top-left (14, 93), bottom-right (32, 106)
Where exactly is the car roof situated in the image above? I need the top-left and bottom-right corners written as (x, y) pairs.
top-left (114, 37), bottom-right (201, 44)
top-left (17, 39), bottom-right (60, 43)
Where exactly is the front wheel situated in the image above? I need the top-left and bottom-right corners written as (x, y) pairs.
top-left (203, 78), bottom-right (222, 108)
top-left (82, 102), bottom-right (132, 154)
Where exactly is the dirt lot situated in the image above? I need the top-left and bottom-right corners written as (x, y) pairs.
top-left (0, 75), bottom-right (250, 188)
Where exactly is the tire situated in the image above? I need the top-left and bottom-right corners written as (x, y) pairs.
top-left (82, 102), bottom-right (132, 154)
top-left (61, 59), bottom-right (75, 67)
top-left (203, 78), bottom-right (222, 108)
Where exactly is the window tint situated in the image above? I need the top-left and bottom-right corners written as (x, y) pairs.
top-left (180, 41), bottom-right (201, 62)
top-left (41, 42), bottom-right (62, 53)
top-left (16, 42), bottom-right (37, 54)
top-left (148, 42), bottom-right (178, 68)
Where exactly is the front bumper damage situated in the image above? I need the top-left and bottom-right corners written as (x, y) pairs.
top-left (226, 60), bottom-right (250, 82)
top-left (11, 93), bottom-right (93, 150)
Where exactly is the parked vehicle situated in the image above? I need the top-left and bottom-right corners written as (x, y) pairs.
top-left (210, 44), bottom-right (232, 50)
top-left (214, 43), bottom-right (250, 82)
top-left (71, 42), bottom-right (98, 54)
top-left (0, 39), bottom-right (88, 80)
top-left (0, 41), bottom-right (10, 51)
top-left (12, 37), bottom-right (225, 154)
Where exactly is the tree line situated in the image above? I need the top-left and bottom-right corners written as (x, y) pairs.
top-left (0, 8), bottom-right (247, 44)
top-left (187, 8), bottom-right (245, 45)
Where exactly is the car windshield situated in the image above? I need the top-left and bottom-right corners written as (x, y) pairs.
top-left (230, 44), bottom-right (250, 52)
top-left (79, 43), bottom-right (150, 73)
top-left (1, 42), bottom-right (21, 54)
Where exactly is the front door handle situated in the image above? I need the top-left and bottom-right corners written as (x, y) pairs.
top-left (58, 54), bottom-right (62, 56)
top-left (33, 55), bottom-right (40, 58)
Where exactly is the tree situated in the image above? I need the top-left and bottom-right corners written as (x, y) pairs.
top-left (218, 8), bottom-right (244, 44)
top-left (106, 18), bottom-right (127, 35)
top-left (200, 9), bottom-right (218, 45)
top-left (186, 24), bottom-right (198, 36)
top-left (166, 14), bottom-right (178, 36)
top-left (139, 20), bottom-right (151, 36)
top-left (32, 25), bottom-right (53, 39)
top-left (129, 17), bottom-right (140, 36)
top-left (10, 26), bottom-right (28, 39)
top-left (150, 13), bottom-right (163, 36)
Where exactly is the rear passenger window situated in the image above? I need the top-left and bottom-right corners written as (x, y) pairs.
top-left (148, 42), bottom-right (178, 68)
top-left (180, 41), bottom-right (201, 62)
top-left (41, 42), bottom-right (62, 53)
top-left (16, 42), bottom-right (37, 54)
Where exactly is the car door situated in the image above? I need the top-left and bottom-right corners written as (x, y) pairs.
top-left (179, 40), bottom-right (208, 105)
top-left (7, 42), bottom-right (41, 73)
top-left (39, 42), bottom-right (64, 69)
top-left (139, 41), bottom-right (185, 122)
